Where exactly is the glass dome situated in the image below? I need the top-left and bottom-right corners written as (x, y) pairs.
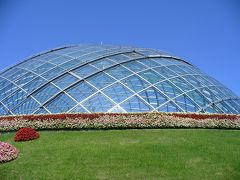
top-left (0, 44), bottom-right (239, 115)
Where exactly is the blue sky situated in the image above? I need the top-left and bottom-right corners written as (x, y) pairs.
top-left (0, 0), bottom-right (239, 95)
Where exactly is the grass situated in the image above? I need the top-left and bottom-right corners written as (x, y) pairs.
top-left (1, 129), bottom-right (240, 179)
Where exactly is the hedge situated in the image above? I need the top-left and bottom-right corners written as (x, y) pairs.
top-left (0, 112), bottom-right (240, 132)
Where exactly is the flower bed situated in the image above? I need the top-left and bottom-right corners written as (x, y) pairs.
top-left (0, 142), bottom-right (19, 163)
top-left (0, 112), bottom-right (238, 122)
top-left (171, 113), bottom-right (238, 120)
top-left (0, 112), bottom-right (239, 132)
top-left (14, 127), bottom-right (40, 142)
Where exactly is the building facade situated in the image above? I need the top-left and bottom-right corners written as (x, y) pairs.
top-left (0, 45), bottom-right (239, 115)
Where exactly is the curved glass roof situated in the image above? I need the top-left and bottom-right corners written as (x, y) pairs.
top-left (0, 44), bottom-right (239, 115)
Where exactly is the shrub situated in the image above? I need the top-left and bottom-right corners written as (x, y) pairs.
top-left (14, 127), bottom-right (40, 142)
top-left (0, 142), bottom-right (19, 163)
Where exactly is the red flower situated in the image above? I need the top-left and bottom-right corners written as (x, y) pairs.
top-left (14, 127), bottom-right (40, 142)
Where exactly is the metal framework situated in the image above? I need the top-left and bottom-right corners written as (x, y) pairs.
top-left (0, 44), bottom-right (239, 115)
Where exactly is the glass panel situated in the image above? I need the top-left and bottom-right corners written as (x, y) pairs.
top-left (66, 81), bottom-right (97, 102)
top-left (154, 66), bottom-right (177, 78)
top-left (187, 90), bottom-right (210, 107)
top-left (139, 87), bottom-right (168, 108)
top-left (53, 73), bottom-right (79, 89)
top-left (1, 68), bottom-right (23, 79)
top-left (0, 78), bottom-right (11, 91)
top-left (0, 103), bottom-right (8, 115)
top-left (32, 84), bottom-right (60, 104)
top-left (90, 58), bottom-right (116, 70)
top-left (204, 75), bottom-right (224, 87)
top-left (49, 55), bottom-right (73, 65)
top-left (154, 58), bottom-right (175, 66)
top-left (0, 83), bottom-right (18, 101)
top-left (95, 48), bottom-right (126, 56)
top-left (212, 104), bottom-right (224, 113)
top-left (173, 95), bottom-right (199, 112)
top-left (5, 69), bottom-right (28, 81)
top-left (2, 89), bottom-right (27, 110)
top-left (74, 46), bottom-right (103, 52)
top-left (22, 77), bottom-right (47, 93)
top-left (169, 77), bottom-right (193, 92)
top-left (18, 59), bottom-right (45, 69)
top-left (181, 65), bottom-right (198, 74)
top-left (38, 53), bottom-right (60, 61)
top-left (228, 99), bottom-right (240, 113)
top-left (217, 86), bottom-right (236, 98)
top-left (35, 107), bottom-right (49, 114)
top-left (155, 81), bottom-right (182, 98)
top-left (235, 99), bottom-right (240, 107)
top-left (190, 66), bottom-right (202, 74)
top-left (216, 101), bottom-right (234, 114)
top-left (137, 58), bottom-right (160, 68)
top-left (102, 82), bottom-right (134, 104)
top-left (14, 72), bottom-right (37, 87)
top-left (204, 106), bottom-right (217, 113)
top-left (207, 86), bottom-right (223, 99)
top-left (214, 87), bottom-right (230, 99)
top-left (60, 59), bottom-right (84, 70)
top-left (87, 72), bottom-right (114, 90)
top-left (169, 60), bottom-right (188, 66)
top-left (108, 54), bottom-right (130, 63)
top-left (72, 64), bottom-right (98, 78)
top-left (42, 67), bottom-right (65, 80)
top-left (120, 95), bottom-right (152, 112)
top-left (192, 75), bottom-right (213, 87)
top-left (108, 106), bottom-right (126, 113)
top-left (168, 65), bottom-right (187, 75)
top-left (137, 49), bottom-right (160, 56)
top-left (199, 87), bottom-right (219, 102)
top-left (105, 65), bottom-right (132, 80)
top-left (138, 69), bottom-right (164, 84)
top-left (45, 93), bottom-right (76, 113)
top-left (121, 75), bottom-right (150, 92)
top-left (94, 50), bottom-right (110, 56)
top-left (82, 93), bottom-right (114, 112)
top-left (122, 61), bottom-right (145, 72)
top-left (12, 97), bottom-right (40, 115)
top-left (76, 52), bottom-right (100, 62)
top-left (67, 50), bottom-right (91, 58)
top-left (32, 63), bottom-right (55, 74)
top-left (158, 101), bottom-right (181, 112)
top-left (124, 52), bottom-right (144, 59)
top-left (0, 77), bottom-right (5, 83)
top-left (71, 105), bottom-right (87, 113)
top-left (183, 75), bottom-right (202, 88)
top-left (223, 100), bottom-right (240, 114)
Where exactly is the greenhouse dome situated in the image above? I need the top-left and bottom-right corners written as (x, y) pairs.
top-left (0, 44), bottom-right (240, 115)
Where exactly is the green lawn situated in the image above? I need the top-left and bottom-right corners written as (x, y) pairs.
top-left (1, 129), bottom-right (240, 180)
